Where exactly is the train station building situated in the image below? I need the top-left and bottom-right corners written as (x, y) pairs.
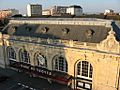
top-left (0, 18), bottom-right (120, 90)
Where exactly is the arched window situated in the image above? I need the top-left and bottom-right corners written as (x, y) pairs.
top-left (19, 49), bottom-right (30, 63)
top-left (76, 61), bottom-right (93, 90)
top-left (77, 61), bottom-right (93, 79)
top-left (53, 55), bottom-right (68, 72)
top-left (34, 52), bottom-right (47, 68)
top-left (7, 47), bottom-right (16, 61)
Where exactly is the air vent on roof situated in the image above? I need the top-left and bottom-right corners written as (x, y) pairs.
top-left (86, 29), bottom-right (94, 38)
top-left (62, 28), bottom-right (70, 35)
top-left (41, 27), bottom-right (49, 33)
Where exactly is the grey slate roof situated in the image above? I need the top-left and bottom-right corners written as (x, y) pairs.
top-left (2, 23), bottom-right (111, 43)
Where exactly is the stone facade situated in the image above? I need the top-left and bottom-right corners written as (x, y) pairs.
top-left (0, 18), bottom-right (120, 90)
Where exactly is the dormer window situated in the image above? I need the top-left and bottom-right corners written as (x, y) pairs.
top-left (41, 27), bottom-right (49, 33)
top-left (62, 28), bottom-right (70, 35)
top-left (26, 26), bottom-right (32, 32)
top-left (12, 26), bottom-right (18, 31)
top-left (86, 29), bottom-right (94, 38)
top-left (14, 26), bottom-right (18, 30)
top-left (9, 26), bottom-right (17, 35)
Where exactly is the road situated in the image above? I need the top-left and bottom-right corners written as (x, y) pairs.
top-left (0, 67), bottom-right (72, 90)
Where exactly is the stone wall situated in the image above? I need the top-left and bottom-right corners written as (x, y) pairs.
top-left (1, 36), bottom-right (120, 90)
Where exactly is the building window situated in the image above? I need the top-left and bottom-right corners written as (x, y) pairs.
top-left (77, 61), bottom-right (93, 79)
top-left (34, 53), bottom-right (47, 68)
top-left (53, 55), bottom-right (68, 72)
top-left (7, 47), bottom-right (16, 61)
top-left (19, 49), bottom-right (30, 63)
top-left (76, 61), bottom-right (93, 90)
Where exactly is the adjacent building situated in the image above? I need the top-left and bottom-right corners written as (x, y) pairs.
top-left (50, 6), bottom-right (68, 15)
top-left (66, 5), bottom-right (83, 16)
top-left (43, 5), bottom-right (83, 16)
top-left (104, 9), bottom-right (115, 15)
top-left (42, 9), bottom-right (51, 15)
top-left (0, 9), bottom-right (19, 19)
top-left (27, 4), bottom-right (42, 17)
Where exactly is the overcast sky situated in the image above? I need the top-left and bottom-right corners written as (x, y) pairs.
top-left (0, 0), bottom-right (120, 14)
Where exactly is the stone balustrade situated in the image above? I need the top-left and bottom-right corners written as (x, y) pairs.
top-left (9, 18), bottom-right (112, 27)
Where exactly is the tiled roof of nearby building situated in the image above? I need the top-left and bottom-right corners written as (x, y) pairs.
top-left (2, 22), bottom-right (111, 43)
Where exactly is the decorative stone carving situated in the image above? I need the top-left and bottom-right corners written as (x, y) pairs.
top-left (97, 27), bottom-right (119, 53)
